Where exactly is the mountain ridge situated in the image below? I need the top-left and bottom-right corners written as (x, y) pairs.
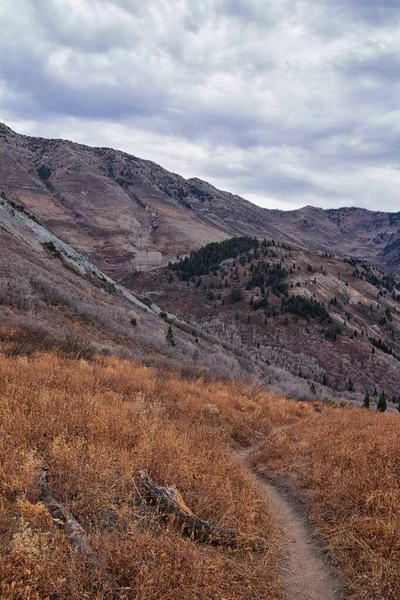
top-left (0, 122), bottom-right (399, 279)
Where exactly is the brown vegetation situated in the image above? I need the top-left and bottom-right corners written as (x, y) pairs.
top-left (1, 343), bottom-right (398, 600)
top-left (252, 408), bottom-right (400, 600)
top-left (0, 350), bottom-right (288, 600)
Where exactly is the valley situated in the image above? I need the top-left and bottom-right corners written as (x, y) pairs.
top-left (1, 124), bottom-right (399, 405)
top-left (0, 124), bottom-right (399, 600)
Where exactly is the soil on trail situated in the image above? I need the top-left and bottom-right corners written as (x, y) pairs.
top-left (236, 446), bottom-right (346, 600)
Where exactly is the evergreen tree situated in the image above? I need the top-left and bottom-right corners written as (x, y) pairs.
top-left (377, 391), bottom-right (387, 412)
top-left (171, 236), bottom-right (259, 280)
top-left (363, 391), bottom-right (370, 409)
top-left (230, 287), bottom-right (242, 303)
top-left (166, 325), bottom-right (175, 347)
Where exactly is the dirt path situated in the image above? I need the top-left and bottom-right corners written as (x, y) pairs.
top-left (236, 446), bottom-right (346, 600)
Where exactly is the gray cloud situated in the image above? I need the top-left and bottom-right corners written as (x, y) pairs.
top-left (0, 0), bottom-right (399, 212)
top-left (339, 0), bottom-right (400, 24)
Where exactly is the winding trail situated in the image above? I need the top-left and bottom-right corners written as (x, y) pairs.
top-left (236, 445), bottom-right (346, 600)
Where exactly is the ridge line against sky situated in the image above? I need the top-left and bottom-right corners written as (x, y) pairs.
top-left (1, 0), bottom-right (399, 211)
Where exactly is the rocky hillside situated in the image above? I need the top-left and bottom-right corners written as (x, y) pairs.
top-left (134, 237), bottom-right (400, 407)
top-left (0, 191), bottom-right (258, 381)
top-left (1, 123), bottom-right (399, 281)
top-left (276, 205), bottom-right (400, 269)
top-left (3, 181), bottom-right (399, 405)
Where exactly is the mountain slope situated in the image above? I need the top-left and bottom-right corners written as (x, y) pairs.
top-left (1, 123), bottom-right (399, 280)
top-left (134, 237), bottom-right (400, 405)
top-left (0, 191), bottom-right (258, 381)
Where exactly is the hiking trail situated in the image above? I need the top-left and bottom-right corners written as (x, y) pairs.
top-left (235, 444), bottom-right (346, 600)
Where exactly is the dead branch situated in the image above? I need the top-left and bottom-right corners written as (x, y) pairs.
top-left (139, 469), bottom-right (266, 552)
top-left (39, 465), bottom-right (89, 554)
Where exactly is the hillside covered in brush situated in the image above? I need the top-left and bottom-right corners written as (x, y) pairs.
top-left (134, 236), bottom-right (400, 406)
top-left (0, 192), bottom-right (261, 383)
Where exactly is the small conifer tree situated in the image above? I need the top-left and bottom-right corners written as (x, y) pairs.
top-left (363, 391), bottom-right (370, 409)
top-left (166, 325), bottom-right (175, 347)
top-left (377, 391), bottom-right (387, 412)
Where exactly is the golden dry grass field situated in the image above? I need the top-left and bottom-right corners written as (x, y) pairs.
top-left (0, 351), bottom-right (288, 600)
top-left (0, 347), bottom-right (398, 599)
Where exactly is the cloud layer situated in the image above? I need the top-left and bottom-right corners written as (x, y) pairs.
top-left (1, 0), bottom-right (399, 211)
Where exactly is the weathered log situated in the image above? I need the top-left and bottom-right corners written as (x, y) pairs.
top-left (139, 469), bottom-right (266, 552)
top-left (39, 465), bottom-right (89, 553)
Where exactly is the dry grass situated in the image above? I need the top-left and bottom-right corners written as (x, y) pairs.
top-left (0, 350), bottom-right (300, 600)
top-left (252, 407), bottom-right (400, 600)
top-left (2, 347), bottom-right (397, 600)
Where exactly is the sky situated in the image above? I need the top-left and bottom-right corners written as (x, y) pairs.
top-left (1, 0), bottom-right (399, 212)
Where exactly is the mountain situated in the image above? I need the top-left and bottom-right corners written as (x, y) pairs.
top-left (1, 126), bottom-right (399, 600)
top-left (134, 236), bottom-right (400, 405)
top-left (1, 122), bottom-right (399, 406)
top-left (277, 205), bottom-right (400, 270)
top-left (0, 190), bottom-right (256, 380)
top-left (1, 123), bottom-right (399, 282)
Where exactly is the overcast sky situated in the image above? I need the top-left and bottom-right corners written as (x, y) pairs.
top-left (1, 0), bottom-right (399, 211)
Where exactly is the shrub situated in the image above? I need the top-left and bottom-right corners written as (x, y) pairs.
top-left (230, 287), bottom-right (242, 303)
top-left (377, 391), bottom-right (387, 412)
top-left (37, 164), bottom-right (52, 180)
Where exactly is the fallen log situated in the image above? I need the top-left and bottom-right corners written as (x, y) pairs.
top-left (39, 465), bottom-right (89, 554)
top-left (139, 469), bottom-right (266, 552)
